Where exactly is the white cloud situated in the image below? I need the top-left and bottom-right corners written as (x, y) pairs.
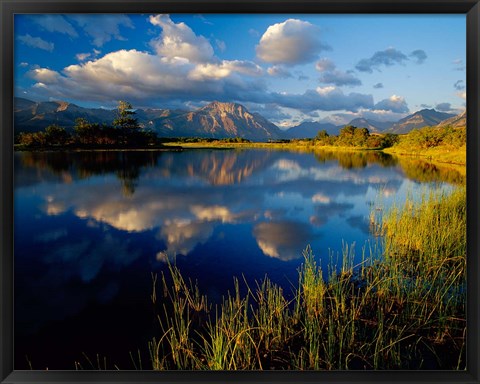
top-left (191, 205), bottom-right (237, 223)
top-left (312, 193), bottom-right (330, 204)
top-left (315, 59), bottom-right (361, 87)
top-left (28, 68), bottom-right (61, 84)
top-left (17, 34), bottom-right (54, 52)
top-left (267, 87), bottom-right (374, 113)
top-left (23, 14), bottom-right (376, 116)
top-left (315, 58), bottom-right (336, 72)
top-left (253, 221), bottom-right (312, 261)
top-left (76, 52), bottom-right (91, 61)
top-left (355, 48), bottom-right (409, 73)
top-left (267, 66), bottom-right (292, 78)
top-left (256, 19), bottom-right (328, 65)
top-left (28, 47), bottom-right (268, 105)
top-left (374, 95), bottom-right (409, 113)
top-left (325, 108), bottom-right (408, 125)
top-left (319, 70), bottom-right (362, 87)
top-left (158, 219), bottom-right (214, 257)
top-left (189, 60), bottom-right (263, 81)
top-left (215, 39), bottom-right (226, 52)
top-left (149, 14), bottom-right (214, 63)
top-left (70, 15), bottom-right (134, 47)
top-left (33, 15), bottom-right (78, 37)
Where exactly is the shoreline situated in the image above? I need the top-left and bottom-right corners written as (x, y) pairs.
top-left (14, 141), bottom-right (466, 167)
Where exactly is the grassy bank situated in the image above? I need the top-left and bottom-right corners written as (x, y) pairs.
top-left (383, 126), bottom-right (466, 166)
top-left (163, 138), bottom-right (466, 167)
top-left (162, 140), bottom-right (315, 150)
top-left (164, 140), bottom-right (383, 153)
top-left (149, 187), bottom-right (466, 370)
top-left (383, 145), bottom-right (466, 166)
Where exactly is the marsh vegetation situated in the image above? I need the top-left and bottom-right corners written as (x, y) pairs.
top-left (148, 188), bottom-right (466, 370)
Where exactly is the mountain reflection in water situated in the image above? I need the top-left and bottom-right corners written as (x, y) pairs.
top-left (14, 149), bottom-right (462, 369)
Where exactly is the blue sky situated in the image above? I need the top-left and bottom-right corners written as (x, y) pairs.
top-left (14, 13), bottom-right (466, 126)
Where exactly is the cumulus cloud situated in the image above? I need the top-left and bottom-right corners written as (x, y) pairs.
top-left (253, 221), bottom-right (313, 261)
top-left (256, 19), bottom-right (328, 65)
top-left (33, 15), bottom-right (78, 37)
top-left (149, 14), bottom-right (214, 63)
top-left (23, 14), bottom-right (376, 115)
top-left (267, 65), bottom-right (292, 78)
top-left (17, 34), bottom-right (54, 51)
top-left (158, 219), bottom-right (214, 256)
top-left (373, 82), bottom-right (383, 89)
top-left (409, 49), bottom-right (427, 64)
top-left (373, 95), bottom-right (409, 113)
top-left (70, 15), bottom-right (134, 47)
top-left (355, 48), bottom-right (409, 73)
top-left (189, 60), bottom-right (263, 81)
top-left (28, 48), bottom-right (265, 104)
top-left (28, 49), bottom-right (190, 102)
top-left (191, 205), bottom-right (237, 223)
top-left (28, 68), bottom-right (61, 84)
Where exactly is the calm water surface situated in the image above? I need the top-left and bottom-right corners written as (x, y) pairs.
top-left (14, 149), bottom-right (462, 369)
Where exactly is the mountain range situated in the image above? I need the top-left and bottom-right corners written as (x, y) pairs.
top-left (14, 97), bottom-right (463, 141)
top-left (385, 109), bottom-right (456, 134)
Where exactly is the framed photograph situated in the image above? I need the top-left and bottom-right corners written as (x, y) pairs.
top-left (1, 0), bottom-right (479, 383)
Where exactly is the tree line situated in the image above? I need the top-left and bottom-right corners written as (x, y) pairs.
top-left (314, 125), bottom-right (399, 149)
top-left (16, 101), bottom-right (158, 149)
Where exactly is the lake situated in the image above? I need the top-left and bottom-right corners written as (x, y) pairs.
top-left (14, 148), bottom-right (463, 369)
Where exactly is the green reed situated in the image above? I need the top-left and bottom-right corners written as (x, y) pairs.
top-left (149, 187), bottom-right (466, 370)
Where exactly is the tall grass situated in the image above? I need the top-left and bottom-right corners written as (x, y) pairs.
top-left (149, 187), bottom-right (466, 370)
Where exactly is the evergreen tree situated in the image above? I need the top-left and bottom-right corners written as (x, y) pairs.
top-left (113, 101), bottom-right (140, 146)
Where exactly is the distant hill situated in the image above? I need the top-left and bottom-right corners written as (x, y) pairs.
top-left (14, 97), bottom-right (117, 133)
top-left (14, 98), bottom-right (284, 142)
top-left (284, 121), bottom-right (339, 139)
top-left (15, 97), bottom-right (464, 142)
top-left (387, 109), bottom-right (455, 134)
top-left (437, 110), bottom-right (466, 128)
top-left (347, 118), bottom-right (394, 133)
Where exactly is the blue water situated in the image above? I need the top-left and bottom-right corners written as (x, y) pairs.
top-left (13, 149), bottom-right (460, 369)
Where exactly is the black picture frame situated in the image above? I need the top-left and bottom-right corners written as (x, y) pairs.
top-left (1, 0), bottom-right (479, 383)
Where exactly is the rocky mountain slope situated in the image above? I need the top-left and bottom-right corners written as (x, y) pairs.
top-left (14, 97), bottom-right (466, 141)
top-left (14, 98), bottom-right (283, 142)
top-left (437, 110), bottom-right (466, 128)
top-left (155, 101), bottom-right (284, 141)
top-left (387, 109), bottom-right (455, 134)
